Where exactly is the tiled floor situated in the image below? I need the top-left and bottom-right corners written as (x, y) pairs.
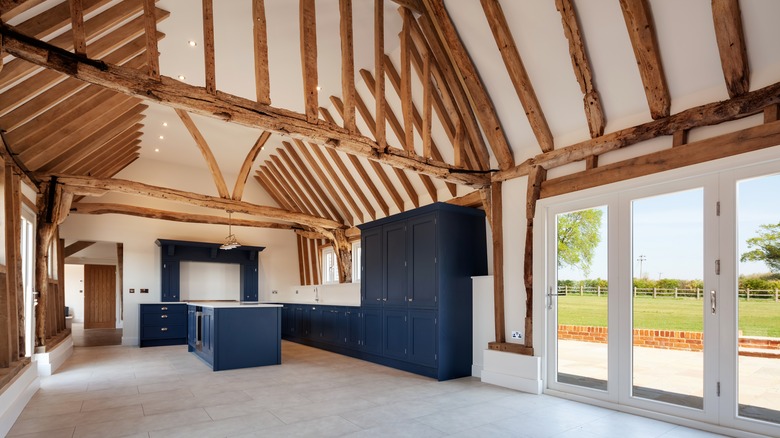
top-left (9, 341), bottom-right (728, 437)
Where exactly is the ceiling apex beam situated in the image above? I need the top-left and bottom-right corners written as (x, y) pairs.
top-left (712, 0), bottom-right (749, 98)
top-left (480, 0), bottom-right (554, 153)
top-left (202, 0), bottom-right (216, 94)
top-left (253, 0), bottom-right (271, 105)
top-left (555, 0), bottom-right (605, 138)
top-left (175, 109), bottom-right (230, 198)
top-left (300, 0), bottom-right (318, 124)
top-left (619, 0), bottom-right (670, 119)
top-left (421, 0), bottom-right (514, 170)
top-left (141, 0), bottom-right (160, 79)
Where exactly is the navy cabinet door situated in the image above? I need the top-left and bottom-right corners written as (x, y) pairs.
top-left (362, 308), bottom-right (382, 355)
top-left (383, 222), bottom-right (408, 307)
top-left (382, 309), bottom-right (408, 360)
top-left (242, 266), bottom-right (259, 301)
top-left (280, 306), bottom-right (291, 337)
top-left (408, 309), bottom-right (436, 367)
top-left (408, 214), bottom-right (437, 308)
top-left (294, 306), bottom-right (309, 338)
top-left (161, 261), bottom-right (180, 302)
top-left (309, 306), bottom-right (323, 339)
top-left (202, 308), bottom-right (214, 362)
top-left (362, 227), bottom-right (383, 306)
top-left (322, 308), bottom-right (340, 343)
top-left (343, 309), bottom-right (361, 348)
top-left (187, 306), bottom-right (196, 348)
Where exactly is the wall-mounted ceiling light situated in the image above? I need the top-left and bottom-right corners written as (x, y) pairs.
top-left (188, 40), bottom-right (197, 47)
top-left (178, 75), bottom-right (186, 81)
top-left (159, 135), bottom-right (164, 140)
top-left (316, 85), bottom-right (322, 91)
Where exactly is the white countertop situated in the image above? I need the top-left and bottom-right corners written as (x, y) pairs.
top-left (191, 302), bottom-right (283, 309)
top-left (262, 300), bottom-right (360, 307)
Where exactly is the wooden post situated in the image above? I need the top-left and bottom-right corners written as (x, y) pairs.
top-left (117, 243), bottom-right (123, 320)
top-left (522, 166), bottom-right (546, 351)
top-left (5, 163), bottom-right (23, 359)
top-left (746, 287), bottom-right (750, 301)
top-left (597, 285), bottom-right (600, 297)
top-left (330, 229), bottom-right (352, 284)
top-left (674, 287), bottom-right (678, 298)
top-left (491, 181), bottom-right (505, 344)
top-left (634, 286), bottom-right (637, 297)
top-left (579, 284), bottom-right (583, 296)
top-left (775, 289), bottom-right (778, 302)
top-left (34, 180), bottom-right (65, 348)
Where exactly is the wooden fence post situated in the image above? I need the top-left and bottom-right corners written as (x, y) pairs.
top-left (653, 287), bottom-right (656, 298)
top-left (674, 287), bottom-right (678, 298)
top-left (775, 289), bottom-right (778, 302)
top-left (597, 285), bottom-right (601, 297)
top-left (746, 287), bottom-right (750, 301)
top-left (580, 285), bottom-right (583, 296)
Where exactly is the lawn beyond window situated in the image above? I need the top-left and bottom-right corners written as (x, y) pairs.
top-left (558, 295), bottom-right (780, 337)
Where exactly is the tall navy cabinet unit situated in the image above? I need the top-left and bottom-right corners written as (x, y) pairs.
top-left (358, 202), bottom-right (487, 380)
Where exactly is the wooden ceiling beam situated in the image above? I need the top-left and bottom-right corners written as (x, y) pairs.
top-left (494, 81), bottom-right (780, 182)
top-left (269, 157), bottom-right (319, 217)
top-left (333, 96), bottom-right (405, 212)
top-left (414, 15), bottom-right (487, 170)
top-left (1, 23), bottom-right (488, 187)
top-left (400, 7), bottom-right (415, 154)
top-left (67, 138), bottom-right (141, 176)
top-left (68, 0), bottom-right (87, 56)
top-left (86, 142), bottom-right (140, 177)
top-left (294, 139), bottom-right (358, 224)
top-left (35, 106), bottom-right (146, 173)
top-left (254, 173), bottom-right (290, 211)
top-left (278, 146), bottom-right (339, 222)
top-left (284, 142), bottom-right (348, 224)
top-left (422, 49), bottom-right (432, 159)
top-left (52, 175), bottom-right (344, 230)
top-left (63, 240), bottom-right (95, 258)
top-left (421, 0), bottom-right (514, 170)
top-left (90, 149), bottom-right (138, 178)
top-left (374, 0), bottom-right (386, 149)
top-left (202, 0), bottom-right (216, 93)
top-left (339, 0), bottom-right (356, 132)
top-left (1, 0), bottom-right (47, 21)
top-left (390, 0), bottom-right (423, 14)
top-left (258, 165), bottom-right (303, 212)
top-left (253, 0), bottom-right (271, 105)
top-left (619, 0), bottom-right (670, 119)
top-left (352, 84), bottom-right (419, 208)
top-left (0, 39), bottom-right (155, 132)
top-left (481, 0), bottom-right (554, 153)
top-left (307, 142), bottom-right (366, 223)
top-left (0, 11), bottom-right (169, 117)
top-left (61, 124), bottom-right (143, 175)
top-left (300, 0), bottom-right (318, 124)
top-left (232, 131), bottom-right (271, 201)
top-left (555, 0), bottom-right (605, 138)
top-left (71, 202), bottom-right (298, 230)
top-left (142, 0), bottom-right (160, 78)
top-left (712, 0), bottom-right (749, 98)
top-left (321, 105), bottom-right (390, 217)
top-left (175, 109), bottom-right (230, 198)
top-left (8, 0), bottom-right (110, 40)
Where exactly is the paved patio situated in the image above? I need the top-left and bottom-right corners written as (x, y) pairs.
top-left (558, 339), bottom-right (780, 415)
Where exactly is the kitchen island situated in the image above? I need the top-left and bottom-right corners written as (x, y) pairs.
top-left (187, 302), bottom-right (282, 371)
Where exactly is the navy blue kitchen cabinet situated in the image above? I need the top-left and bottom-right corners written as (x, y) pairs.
top-left (382, 308), bottom-right (408, 360)
top-left (161, 262), bottom-right (180, 302)
top-left (361, 227), bottom-right (383, 306)
top-left (383, 222), bottom-right (408, 307)
top-left (321, 307), bottom-right (341, 344)
top-left (140, 303), bottom-right (187, 347)
top-left (187, 305), bottom-right (197, 348)
top-left (344, 309), bottom-right (362, 348)
top-left (201, 306), bottom-right (215, 362)
top-left (408, 214), bottom-right (437, 308)
top-left (361, 307), bottom-right (382, 355)
top-left (408, 309), bottom-right (437, 367)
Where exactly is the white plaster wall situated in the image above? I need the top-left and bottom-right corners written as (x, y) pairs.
top-left (64, 264), bottom-right (84, 323)
top-left (180, 262), bottom-right (240, 301)
top-left (502, 176), bottom-right (529, 344)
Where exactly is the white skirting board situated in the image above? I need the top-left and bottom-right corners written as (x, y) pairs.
top-left (0, 363), bottom-right (39, 437)
top-left (480, 349), bottom-right (543, 394)
top-left (34, 335), bottom-right (73, 377)
top-left (122, 336), bottom-right (139, 346)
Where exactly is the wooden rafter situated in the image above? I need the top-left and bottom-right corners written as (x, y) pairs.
top-left (65, 126), bottom-right (142, 175)
top-left (556, 0), bottom-right (605, 138)
top-left (254, 173), bottom-right (289, 210)
top-left (292, 139), bottom-right (355, 225)
top-left (422, 49), bottom-right (432, 159)
top-left (422, 0), bottom-right (515, 170)
top-left (53, 175), bottom-right (344, 230)
top-left (202, 0), bottom-right (216, 94)
top-left (494, 80), bottom-right (780, 181)
top-left (300, 0), bottom-right (318, 124)
top-left (0, 23), bottom-right (488, 187)
top-left (374, 0), bottom-right (386, 149)
top-left (70, 203), bottom-right (297, 230)
top-left (175, 109), bottom-right (230, 198)
top-left (308, 142), bottom-right (368, 222)
top-left (712, 0), bottom-right (749, 98)
top-left (523, 166), bottom-right (545, 352)
top-left (8, 0), bottom-right (110, 40)
top-left (481, 0), bottom-right (554, 153)
top-left (489, 181), bottom-right (504, 344)
top-left (619, 0), bottom-right (670, 119)
top-left (269, 156), bottom-right (319, 217)
top-left (262, 163), bottom-right (307, 214)
top-left (68, 0), bottom-right (87, 56)
top-left (284, 142), bottom-right (349, 225)
top-left (55, 115), bottom-right (144, 174)
top-left (63, 240), bottom-right (96, 257)
top-left (339, 0), bottom-right (356, 132)
top-left (400, 7), bottom-right (415, 154)
top-left (232, 131), bottom-right (271, 201)
top-left (141, 0), bottom-right (160, 79)
top-left (253, 0), bottom-right (270, 105)
top-left (321, 106), bottom-right (390, 217)
top-left (277, 148), bottom-right (335, 220)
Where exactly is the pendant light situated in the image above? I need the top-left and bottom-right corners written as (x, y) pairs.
top-left (220, 211), bottom-right (241, 250)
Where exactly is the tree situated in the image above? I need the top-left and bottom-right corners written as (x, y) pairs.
top-left (741, 222), bottom-right (780, 273)
top-left (557, 208), bottom-right (603, 277)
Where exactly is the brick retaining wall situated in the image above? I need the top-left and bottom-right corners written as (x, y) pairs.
top-left (558, 325), bottom-right (780, 353)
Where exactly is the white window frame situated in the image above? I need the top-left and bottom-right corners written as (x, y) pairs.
top-left (321, 246), bottom-right (338, 284)
top-left (352, 241), bottom-right (361, 283)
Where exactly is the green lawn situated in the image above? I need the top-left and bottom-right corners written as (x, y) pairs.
top-left (558, 295), bottom-right (780, 337)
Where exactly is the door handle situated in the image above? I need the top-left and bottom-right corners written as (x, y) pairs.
top-left (711, 290), bottom-right (716, 314)
top-left (547, 287), bottom-right (563, 310)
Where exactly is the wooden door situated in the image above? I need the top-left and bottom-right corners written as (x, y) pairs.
top-left (84, 264), bottom-right (116, 329)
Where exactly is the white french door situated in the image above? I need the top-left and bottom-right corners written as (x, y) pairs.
top-left (544, 155), bottom-right (780, 436)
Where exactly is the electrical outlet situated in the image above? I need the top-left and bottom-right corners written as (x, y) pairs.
top-left (272, 290), bottom-right (278, 294)
top-left (140, 288), bottom-right (149, 294)
top-left (129, 288), bottom-right (135, 293)
top-left (511, 331), bottom-right (523, 339)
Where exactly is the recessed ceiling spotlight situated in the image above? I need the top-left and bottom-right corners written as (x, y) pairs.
top-left (188, 40), bottom-right (197, 47)
top-left (162, 122), bottom-right (168, 127)
top-left (159, 135), bottom-right (164, 140)
top-left (154, 148), bottom-right (160, 153)
top-left (178, 75), bottom-right (186, 81)
top-left (316, 85), bottom-right (322, 91)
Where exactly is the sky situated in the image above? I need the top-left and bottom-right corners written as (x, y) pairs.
top-left (557, 173), bottom-right (780, 281)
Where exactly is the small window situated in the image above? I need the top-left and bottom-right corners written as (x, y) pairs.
top-left (322, 247), bottom-right (338, 284)
top-left (352, 241), bottom-right (361, 283)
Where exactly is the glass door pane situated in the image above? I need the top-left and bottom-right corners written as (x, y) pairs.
top-left (631, 189), bottom-right (704, 409)
top-left (736, 173), bottom-right (780, 424)
top-left (555, 206), bottom-right (609, 391)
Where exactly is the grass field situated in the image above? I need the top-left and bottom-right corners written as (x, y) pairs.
top-left (558, 295), bottom-right (780, 337)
